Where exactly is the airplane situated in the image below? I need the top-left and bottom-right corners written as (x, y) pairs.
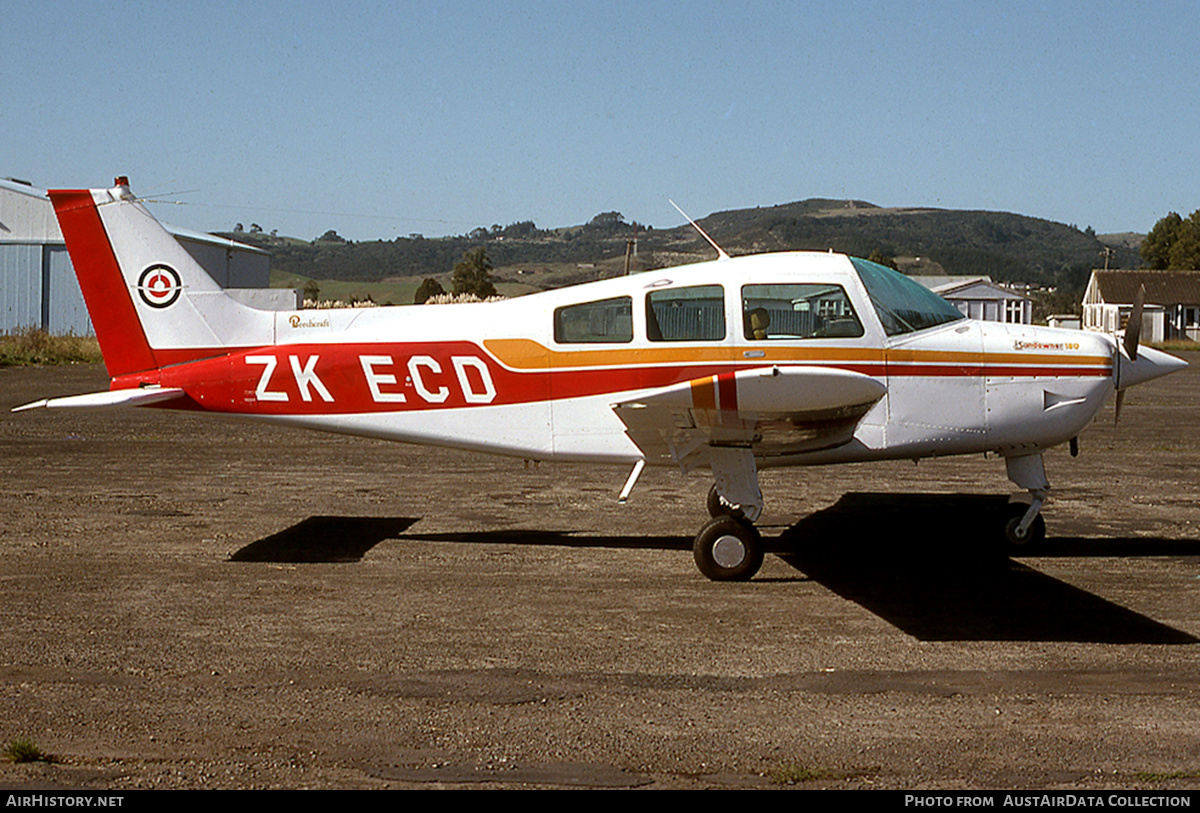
top-left (15, 177), bottom-right (1188, 581)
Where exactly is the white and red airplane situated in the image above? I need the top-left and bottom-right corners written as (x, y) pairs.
top-left (16, 178), bottom-right (1187, 580)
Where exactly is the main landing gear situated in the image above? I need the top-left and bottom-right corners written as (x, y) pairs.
top-left (694, 512), bottom-right (764, 581)
top-left (695, 447), bottom-right (766, 581)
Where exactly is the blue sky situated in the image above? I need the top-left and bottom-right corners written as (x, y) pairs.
top-left (5, 1), bottom-right (1198, 242)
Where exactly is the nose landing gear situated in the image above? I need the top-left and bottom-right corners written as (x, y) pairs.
top-left (1003, 453), bottom-right (1049, 551)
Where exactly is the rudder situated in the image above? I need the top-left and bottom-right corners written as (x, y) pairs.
top-left (50, 185), bottom-right (157, 376)
top-left (49, 178), bottom-right (275, 377)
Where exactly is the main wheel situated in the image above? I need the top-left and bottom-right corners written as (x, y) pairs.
top-left (693, 517), bottom-right (764, 581)
top-left (1003, 504), bottom-right (1046, 550)
top-left (706, 483), bottom-right (744, 519)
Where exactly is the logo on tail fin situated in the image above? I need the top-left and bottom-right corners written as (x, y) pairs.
top-left (137, 264), bottom-right (182, 309)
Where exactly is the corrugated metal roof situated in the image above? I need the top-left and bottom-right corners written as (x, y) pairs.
top-left (166, 223), bottom-right (271, 255)
top-left (0, 179), bottom-right (268, 255)
top-left (913, 275), bottom-right (993, 290)
top-left (1091, 270), bottom-right (1200, 306)
top-left (0, 178), bottom-right (45, 199)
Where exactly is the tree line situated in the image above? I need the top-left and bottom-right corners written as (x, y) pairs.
top-left (1141, 210), bottom-right (1200, 270)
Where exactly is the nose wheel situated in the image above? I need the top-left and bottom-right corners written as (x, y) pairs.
top-left (693, 516), bottom-right (763, 581)
top-left (1003, 501), bottom-right (1046, 550)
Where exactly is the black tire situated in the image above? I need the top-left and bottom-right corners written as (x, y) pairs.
top-left (1003, 504), bottom-right (1046, 551)
top-left (706, 483), bottom-right (744, 519)
top-left (693, 517), bottom-right (763, 581)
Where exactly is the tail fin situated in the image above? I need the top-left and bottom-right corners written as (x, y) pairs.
top-left (49, 178), bottom-right (274, 376)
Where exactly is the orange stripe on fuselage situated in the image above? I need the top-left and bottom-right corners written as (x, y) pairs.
top-left (483, 338), bottom-right (1112, 376)
top-left (484, 338), bottom-right (884, 370)
top-left (691, 376), bottom-right (716, 411)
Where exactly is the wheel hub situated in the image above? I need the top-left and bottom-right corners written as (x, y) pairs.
top-left (711, 534), bottom-right (747, 568)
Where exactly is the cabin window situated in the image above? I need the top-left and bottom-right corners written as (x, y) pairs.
top-left (554, 296), bottom-right (633, 343)
top-left (851, 257), bottom-right (964, 336)
top-left (646, 285), bottom-right (725, 341)
top-left (741, 284), bottom-right (864, 340)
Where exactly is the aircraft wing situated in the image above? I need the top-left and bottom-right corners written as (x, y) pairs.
top-left (612, 365), bottom-right (886, 471)
top-left (12, 387), bottom-right (187, 413)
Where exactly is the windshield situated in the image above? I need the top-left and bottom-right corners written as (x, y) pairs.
top-left (851, 257), bottom-right (965, 336)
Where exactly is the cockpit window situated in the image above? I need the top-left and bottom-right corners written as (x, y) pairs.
top-left (646, 285), bottom-right (725, 341)
top-left (554, 296), bottom-right (633, 343)
top-left (851, 257), bottom-right (965, 336)
top-left (741, 284), bottom-right (864, 340)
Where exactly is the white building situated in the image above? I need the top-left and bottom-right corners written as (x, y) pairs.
top-left (914, 276), bottom-right (1033, 324)
top-left (1082, 269), bottom-right (1200, 343)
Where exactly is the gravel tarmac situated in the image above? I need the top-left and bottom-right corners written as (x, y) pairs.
top-left (1, 357), bottom-right (1199, 790)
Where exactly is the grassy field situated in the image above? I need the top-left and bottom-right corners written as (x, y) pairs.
top-left (1149, 339), bottom-right (1200, 352)
top-left (268, 256), bottom-right (635, 306)
top-left (270, 270), bottom-right (424, 306)
top-left (0, 328), bottom-right (102, 366)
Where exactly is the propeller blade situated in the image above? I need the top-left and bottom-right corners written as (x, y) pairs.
top-left (1114, 389), bottom-right (1125, 426)
top-left (1123, 284), bottom-right (1145, 362)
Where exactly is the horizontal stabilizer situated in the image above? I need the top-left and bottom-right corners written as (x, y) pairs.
top-left (12, 387), bottom-right (186, 413)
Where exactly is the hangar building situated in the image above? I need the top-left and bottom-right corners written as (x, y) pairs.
top-left (1, 177), bottom-right (293, 335)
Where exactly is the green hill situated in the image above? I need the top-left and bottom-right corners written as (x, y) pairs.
top-left (220, 199), bottom-right (1140, 302)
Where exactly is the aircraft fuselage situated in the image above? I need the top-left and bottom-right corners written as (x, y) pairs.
top-left (110, 251), bottom-right (1120, 467)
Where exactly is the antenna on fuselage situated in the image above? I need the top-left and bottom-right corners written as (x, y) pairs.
top-left (670, 200), bottom-right (729, 261)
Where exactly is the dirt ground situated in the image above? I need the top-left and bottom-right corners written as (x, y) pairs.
top-left (2, 357), bottom-right (1200, 790)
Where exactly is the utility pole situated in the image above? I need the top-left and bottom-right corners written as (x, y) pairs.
top-left (624, 223), bottom-right (639, 275)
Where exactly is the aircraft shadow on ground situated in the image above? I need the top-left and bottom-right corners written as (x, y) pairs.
top-left (229, 517), bottom-right (691, 563)
top-left (230, 516), bottom-right (420, 563)
top-left (228, 501), bottom-right (1198, 645)
top-left (399, 528), bottom-right (695, 552)
top-left (777, 492), bottom-right (1199, 644)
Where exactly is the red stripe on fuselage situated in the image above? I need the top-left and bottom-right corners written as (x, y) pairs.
top-left (110, 340), bottom-right (1112, 417)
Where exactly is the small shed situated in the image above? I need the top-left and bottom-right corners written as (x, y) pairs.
top-left (1082, 269), bottom-right (1200, 342)
top-left (1046, 314), bottom-right (1081, 330)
